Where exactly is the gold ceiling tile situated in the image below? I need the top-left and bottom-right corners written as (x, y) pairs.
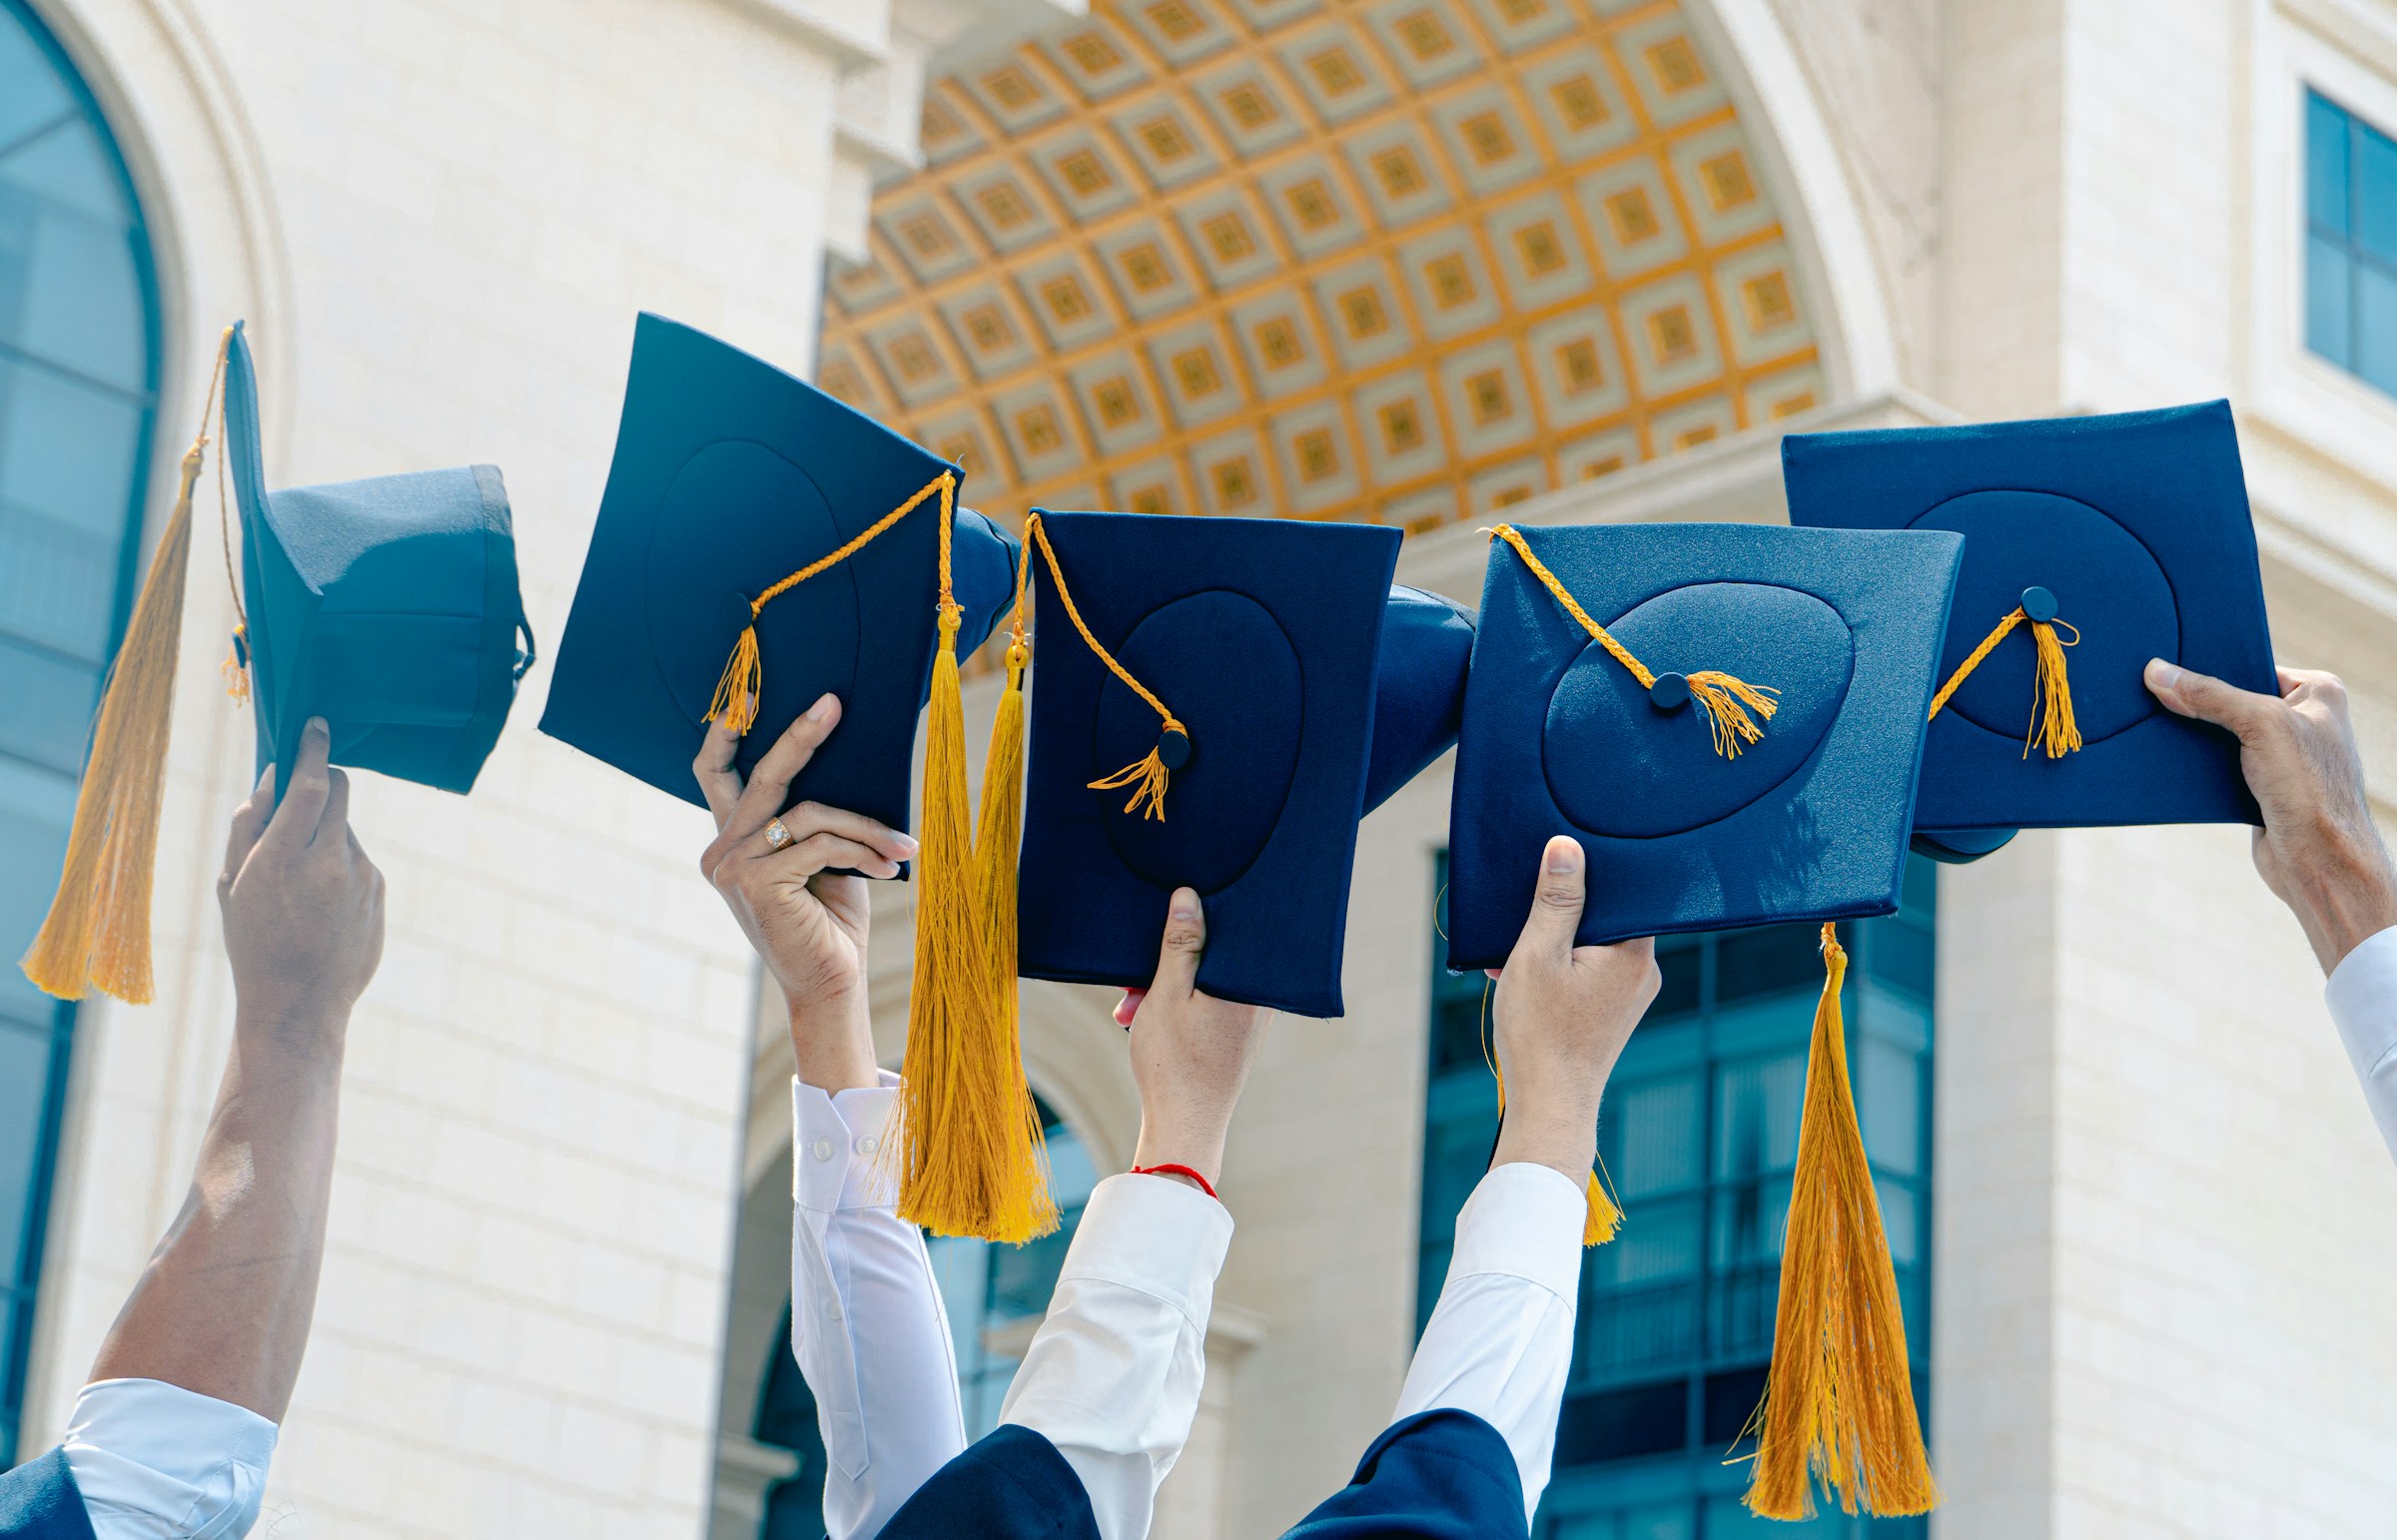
top-left (1522, 49), bottom-right (1639, 160)
top-left (1268, 398), bottom-right (1363, 512)
top-left (1668, 122), bottom-right (1775, 247)
top-left (1464, 0), bottom-right (1572, 54)
top-left (1095, 222), bottom-right (1202, 319)
top-left (1383, 483), bottom-right (1459, 532)
top-left (1430, 90), bottom-right (1540, 195)
top-left (1071, 355), bottom-right (1169, 453)
top-left (1177, 189), bottom-right (1281, 289)
top-left (1125, 0), bottom-right (1236, 66)
top-left (999, 383), bottom-right (1086, 478)
top-left (1309, 256), bottom-right (1414, 371)
top-left (1279, 22), bottom-right (1394, 124)
top-left (1199, 66), bottom-right (1304, 155)
top-left (1485, 191), bottom-right (1596, 308)
top-left (867, 320), bottom-right (962, 409)
top-left (936, 288), bottom-right (1042, 381)
top-left (1035, 129), bottom-right (1141, 222)
top-left (1399, 231), bottom-right (1500, 340)
top-left (1711, 241), bottom-right (1816, 367)
top-left (1742, 361), bottom-right (1826, 426)
top-left (1217, 0), bottom-right (1321, 33)
top-left (1364, 0), bottom-right (1480, 88)
top-left (1013, 252), bottom-right (1122, 351)
top-left (967, 59), bottom-right (1071, 132)
top-left (878, 200), bottom-right (979, 285)
top-left (1525, 311), bottom-right (1631, 427)
top-left (1558, 424), bottom-right (1639, 482)
top-left (1259, 157), bottom-right (1366, 260)
top-left (1575, 155), bottom-right (1693, 281)
top-left (1346, 123), bottom-right (1454, 225)
top-left (1650, 392), bottom-right (1739, 453)
top-left (1467, 456), bottom-right (1547, 515)
top-left (1439, 341), bottom-right (1538, 455)
top-left (1231, 293), bottom-right (1329, 396)
top-left (919, 88), bottom-right (986, 167)
top-left (1611, 12), bottom-right (1728, 129)
top-left (1044, 24), bottom-right (1152, 102)
top-left (1143, 318), bottom-right (1248, 427)
top-left (1191, 424), bottom-right (1273, 513)
top-left (1114, 101), bottom-right (1221, 190)
top-left (1351, 369), bottom-right (1449, 486)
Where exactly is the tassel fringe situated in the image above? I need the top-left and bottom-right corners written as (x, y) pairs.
top-left (706, 623), bottom-right (763, 736)
top-left (222, 626), bottom-right (251, 703)
top-left (1089, 742), bottom-right (1173, 821)
top-left (2026, 620), bottom-right (2080, 760)
top-left (20, 439), bottom-right (210, 1004)
top-left (1688, 671), bottom-right (1780, 760)
top-left (1583, 1168), bottom-right (1620, 1246)
top-left (1743, 924), bottom-right (1937, 1520)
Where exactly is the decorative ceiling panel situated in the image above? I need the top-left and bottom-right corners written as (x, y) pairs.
top-left (819, 0), bottom-right (1821, 534)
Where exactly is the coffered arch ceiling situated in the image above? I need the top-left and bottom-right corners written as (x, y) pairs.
top-left (817, 0), bottom-right (1823, 532)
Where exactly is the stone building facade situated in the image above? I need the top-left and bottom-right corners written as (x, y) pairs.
top-left (5, 0), bottom-right (2397, 1537)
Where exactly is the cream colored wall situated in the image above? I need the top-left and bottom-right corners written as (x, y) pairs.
top-left (18, 0), bottom-right (902, 1534)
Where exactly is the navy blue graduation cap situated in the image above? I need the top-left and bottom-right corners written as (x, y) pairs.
top-left (223, 322), bottom-right (533, 800)
top-left (22, 323), bottom-right (532, 1007)
top-left (1006, 511), bottom-right (1472, 1019)
top-left (1783, 401), bottom-right (2276, 863)
top-left (541, 314), bottom-right (1048, 1247)
top-left (1444, 521), bottom-right (1962, 968)
top-left (540, 313), bottom-right (1019, 836)
top-left (1444, 518), bottom-right (1956, 1519)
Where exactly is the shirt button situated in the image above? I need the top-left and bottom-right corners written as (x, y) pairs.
top-left (857, 1135), bottom-right (879, 1155)
top-left (812, 1139), bottom-right (833, 1161)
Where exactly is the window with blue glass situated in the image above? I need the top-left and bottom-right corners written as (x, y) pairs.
top-left (751, 1100), bottom-right (1099, 1536)
top-left (2306, 89), bottom-right (2397, 397)
top-left (0, 0), bottom-right (160, 1466)
top-left (1423, 855), bottom-right (1936, 1539)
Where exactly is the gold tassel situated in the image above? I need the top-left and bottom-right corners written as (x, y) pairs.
top-left (1744, 924), bottom-right (1936, 1520)
top-left (2026, 620), bottom-right (2080, 760)
top-left (1088, 737), bottom-right (1175, 821)
top-left (1583, 1168), bottom-right (1620, 1246)
top-left (706, 621), bottom-right (763, 736)
top-left (20, 340), bottom-right (228, 1003)
top-left (222, 625), bottom-right (250, 703)
top-left (1687, 671), bottom-right (1781, 760)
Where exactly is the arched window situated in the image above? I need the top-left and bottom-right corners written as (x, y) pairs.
top-left (0, 0), bottom-right (161, 1463)
top-left (750, 1099), bottom-right (1100, 1535)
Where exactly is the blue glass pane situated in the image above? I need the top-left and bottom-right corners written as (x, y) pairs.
top-left (0, 1020), bottom-right (54, 1284)
top-left (2308, 234), bottom-right (2354, 368)
top-left (1874, 1178), bottom-right (1919, 1268)
top-left (1611, 1076), bottom-right (1700, 1197)
top-left (2357, 260), bottom-right (2397, 398)
top-left (2357, 118), bottom-right (2397, 268)
top-left (0, 17), bottom-right (68, 151)
top-left (1711, 1053), bottom-right (1802, 1178)
top-left (0, 118), bottom-right (126, 227)
top-left (1859, 1038), bottom-right (1921, 1175)
top-left (2307, 92), bottom-right (2351, 237)
top-left (0, 632), bottom-right (98, 775)
top-left (0, 759), bottom-right (75, 1021)
top-left (1, 178), bottom-right (146, 390)
top-left (0, 358), bottom-right (143, 538)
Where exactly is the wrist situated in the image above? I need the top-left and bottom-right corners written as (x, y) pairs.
top-left (1490, 1097), bottom-right (1599, 1190)
top-left (2294, 830), bottom-right (2397, 974)
top-left (788, 995), bottom-right (879, 1092)
top-left (231, 995), bottom-right (353, 1059)
top-left (1132, 1123), bottom-right (1229, 1189)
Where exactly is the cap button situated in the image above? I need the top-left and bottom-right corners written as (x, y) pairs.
top-left (2020, 586), bottom-right (2059, 624)
top-left (1648, 671), bottom-right (1690, 711)
top-left (1158, 725), bottom-right (1192, 771)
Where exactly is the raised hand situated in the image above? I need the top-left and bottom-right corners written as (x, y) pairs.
top-left (2147, 659), bottom-right (2397, 973)
top-left (1488, 836), bottom-right (1660, 1185)
top-left (1124, 888), bottom-right (1270, 1191)
top-left (694, 693), bottom-right (918, 1090)
top-left (218, 716), bottom-right (385, 1035)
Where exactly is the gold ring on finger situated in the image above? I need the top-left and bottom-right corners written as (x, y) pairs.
top-left (764, 818), bottom-right (795, 852)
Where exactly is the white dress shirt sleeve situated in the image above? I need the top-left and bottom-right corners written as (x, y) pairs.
top-left (1395, 1160), bottom-right (1586, 1525)
top-left (999, 1172), bottom-right (1233, 1540)
top-left (2325, 924), bottom-right (2397, 1164)
top-left (790, 1073), bottom-right (968, 1540)
top-left (58, 1376), bottom-right (276, 1540)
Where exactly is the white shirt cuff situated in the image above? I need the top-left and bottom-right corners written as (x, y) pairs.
top-left (63, 1378), bottom-right (277, 1540)
top-left (1447, 1161), bottom-right (1588, 1300)
top-left (793, 1072), bottom-right (902, 1212)
top-left (1055, 1172), bottom-right (1234, 1318)
top-left (2325, 924), bottom-right (2397, 1160)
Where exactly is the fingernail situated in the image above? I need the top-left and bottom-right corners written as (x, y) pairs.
top-left (893, 832), bottom-right (920, 856)
top-left (307, 716), bottom-right (330, 736)
top-left (2146, 657), bottom-right (2181, 691)
top-left (1170, 889), bottom-right (1199, 922)
top-left (806, 693), bottom-right (836, 722)
top-left (1547, 837), bottom-right (1582, 874)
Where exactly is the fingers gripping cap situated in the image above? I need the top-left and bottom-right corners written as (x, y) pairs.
top-left (1783, 400), bottom-right (2276, 847)
top-left (539, 314), bottom-right (1020, 839)
top-left (1015, 511), bottom-right (1461, 1019)
top-left (1443, 521), bottom-right (1964, 971)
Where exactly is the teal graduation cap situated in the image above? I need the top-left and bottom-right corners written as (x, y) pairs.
top-left (1783, 401), bottom-right (2276, 862)
top-left (23, 322), bottom-right (533, 1006)
top-left (539, 314), bottom-right (1019, 837)
top-left (1443, 518), bottom-right (1959, 1521)
top-left (1006, 511), bottom-right (1473, 1019)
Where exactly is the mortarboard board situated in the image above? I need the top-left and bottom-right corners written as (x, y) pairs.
top-left (1782, 401), bottom-right (2276, 863)
top-left (1442, 519), bottom-right (1959, 1521)
top-left (541, 315), bottom-right (1047, 1248)
top-left (1000, 511), bottom-right (1471, 1019)
top-left (23, 323), bottom-right (534, 1005)
top-left (539, 313), bottom-right (1020, 836)
top-left (223, 322), bottom-right (533, 801)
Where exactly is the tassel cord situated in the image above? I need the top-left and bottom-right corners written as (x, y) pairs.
top-left (1925, 605), bottom-right (2083, 761)
top-left (1486, 525), bottom-right (1778, 761)
top-left (1020, 513), bottom-right (1187, 820)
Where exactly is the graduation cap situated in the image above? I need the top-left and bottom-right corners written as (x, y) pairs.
top-left (995, 511), bottom-right (1471, 1020)
top-left (540, 315), bottom-right (1044, 1246)
top-left (1783, 401), bottom-right (2276, 864)
top-left (22, 324), bottom-right (533, 1006)
top-left (1445, 519), bottom-right (1961, 1521)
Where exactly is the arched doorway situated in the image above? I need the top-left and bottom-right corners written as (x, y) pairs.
top-left (0, 0), bottom-right (162, 1463)
top-left (818, 0), bottom-right (1823, 531)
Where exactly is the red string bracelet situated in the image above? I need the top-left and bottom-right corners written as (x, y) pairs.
top-left (1129, 1162), bottom-right (1216, 1199)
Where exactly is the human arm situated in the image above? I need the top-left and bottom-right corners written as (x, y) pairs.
top-left (61, 719), bottom-right (383, 1536)
top-left (695, 698), bottom-right (960, 1538)
top-left (996, 889), bottom-right (1267, 1540)
top-left (2145, 661), bottom-right (2397, 1158)
top-left (1396, 835), bottom-right (1659, 1523)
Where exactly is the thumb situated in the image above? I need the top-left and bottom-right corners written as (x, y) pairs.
top-left (1152, 888), bottom-right (1205, 1001)
top-left (1513, 836), bottom-right (1587, 963)
top-left (2146, 658), bottom-right (2275, 742)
